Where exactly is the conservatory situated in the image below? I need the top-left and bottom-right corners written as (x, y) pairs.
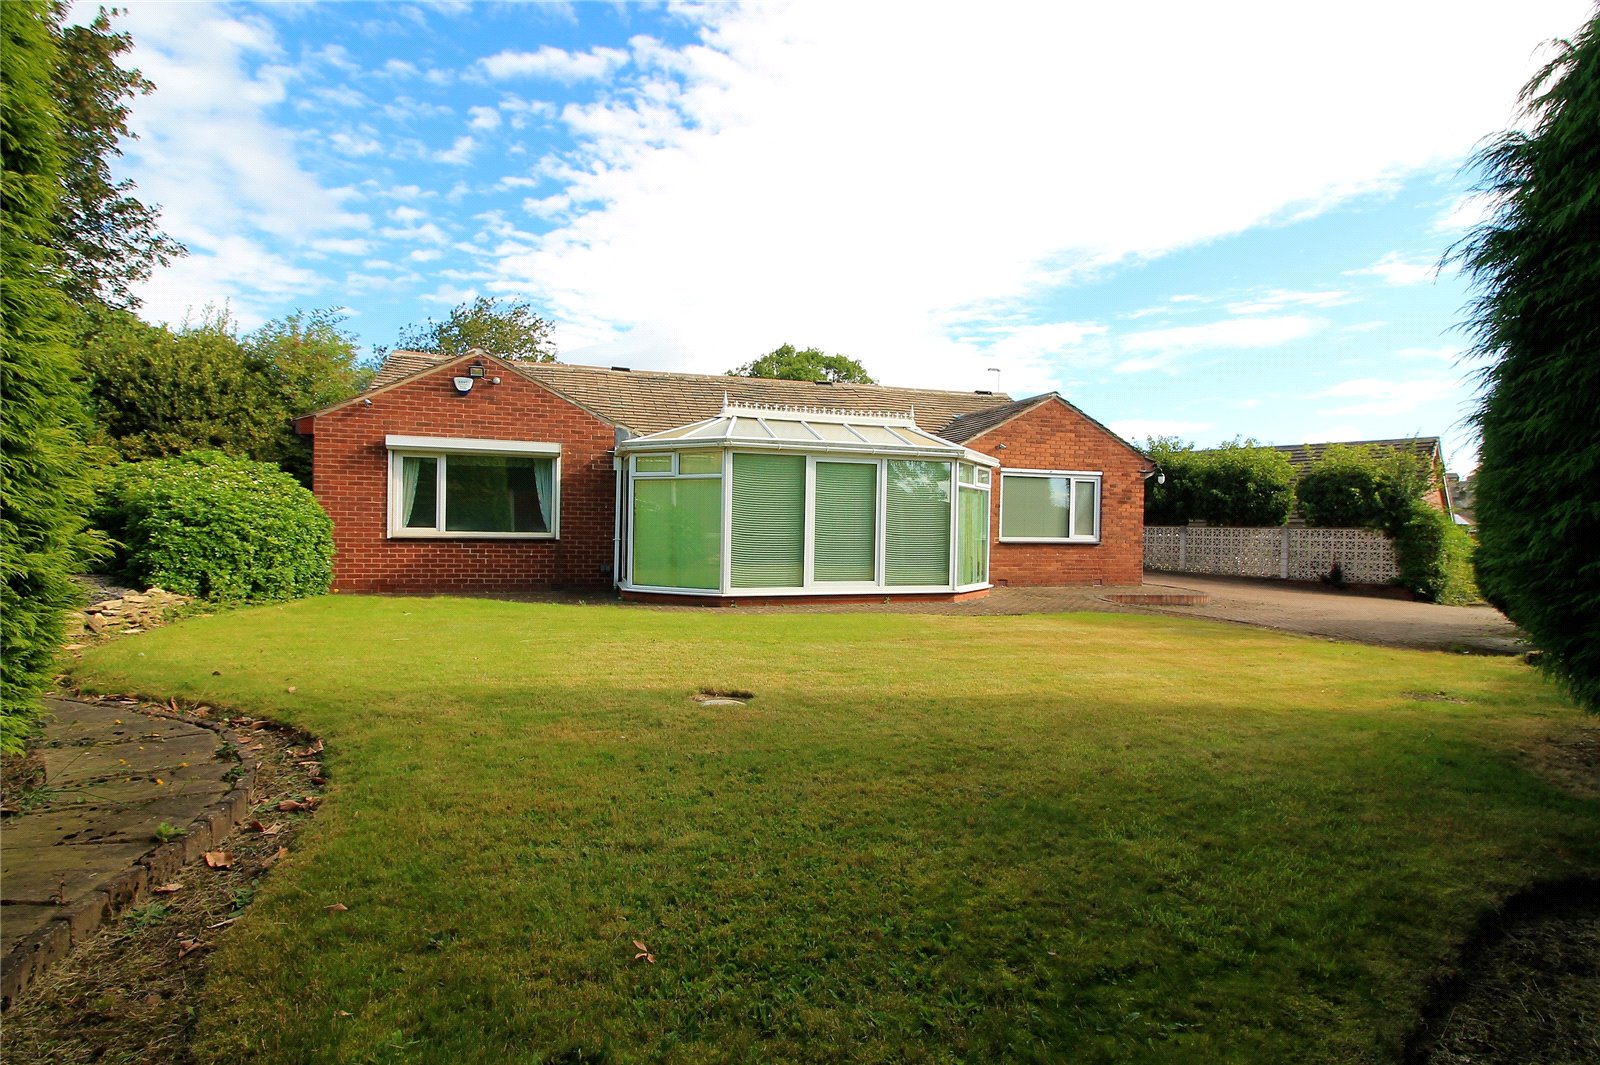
top-left (615, 402), bottom-right (998, 598)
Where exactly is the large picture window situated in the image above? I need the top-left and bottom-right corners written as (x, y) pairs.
top-left (388, 438), bottom-right (559, 538)
top-left (999, 471), bottom-right (1100, 542)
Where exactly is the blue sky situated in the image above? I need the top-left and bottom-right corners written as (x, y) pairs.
top-left (75, 1), bottom-right (1597, 473)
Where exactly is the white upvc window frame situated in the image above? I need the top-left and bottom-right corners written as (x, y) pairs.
top-left (618, 448), bottom-right (992, 597)
top-left (954, 462), bottom-right (992, 591)
top-left (997, 468), bottom-right (1102, 544)
top-left (386, 435), bottom-right (562, 540)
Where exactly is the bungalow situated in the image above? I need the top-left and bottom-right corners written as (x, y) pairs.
top-left (295, 350), bottom-right (1150, 601)
top-left (1267, 437), bottom-right (1457, 517)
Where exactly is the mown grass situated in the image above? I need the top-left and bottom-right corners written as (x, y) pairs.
top-left (69, 597), bottom-right (1599, 1064)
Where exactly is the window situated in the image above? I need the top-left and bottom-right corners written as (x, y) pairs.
top-left (631, 450), bottom-right (723, 590)
top-left (388, 438), bottom-right (560, 538)
top-left (730, 453), bottom-right (805, 587)
top-left (885, 460), bottom-right (952, 586)
top-left (957, 463), bottom-right (990, 586)
top-left (813, 461), bottom-right (877, 582)
top-left (999, 471), bottom-right (1100, 542)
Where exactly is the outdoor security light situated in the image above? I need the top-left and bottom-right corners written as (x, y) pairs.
top-left (468, 364), bottom-right (486, 378)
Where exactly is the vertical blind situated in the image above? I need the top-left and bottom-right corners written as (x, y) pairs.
top-left (958, 486), bottom-right (988, 586)
top-left (632, 477), bottom-right (722, 589)
top-left (730, 453), bottom-right (806, 587)
top-left (885, 460), bottom-right (951, 586)
top-left (813, 461), bottom-right (876, 582)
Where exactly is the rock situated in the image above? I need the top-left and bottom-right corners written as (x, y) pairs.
top-left (85, 613), bottom-right (108, 634)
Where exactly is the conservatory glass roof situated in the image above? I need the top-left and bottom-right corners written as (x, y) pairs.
top-left (616, 402), bottom-right (999, 466)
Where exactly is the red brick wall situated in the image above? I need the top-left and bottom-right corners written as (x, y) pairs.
top-left (968, 399), bottom-right (1147, 586)
top-left (307, 355), bottom-right (618, 593)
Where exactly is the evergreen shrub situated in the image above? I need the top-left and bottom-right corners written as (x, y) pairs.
top-left (98, 451), bottom-right (333, 600)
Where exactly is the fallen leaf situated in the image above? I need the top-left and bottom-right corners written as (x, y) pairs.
top-left (177, 938), bottom-right (204, 958)
top-left (631, 939), bottom-right (656, 963)
top-left (154, 778), bottom-right (164, 786)
top-left (303, 795), bottom-right (324, 808)
top-left (144, 992), bottom-right (162, 1006)
top-left (152, 882), bottom-right (183, 894)
top-left (336, 1010), bottom-right (352, 1018)
top-left (277, 799), bottom-right (305, 812)
top-left (203, 851), bottom-right (233, 869)
top-left (326, 902), bottom-right (347, 913)
top-left (244, 819), bottom-right (266, 832)
top-left (286, 686), bottom-right (297, 694)
top-left (260, 822), bottom-right (283, 836)
top-left (261, 846), bottom-right (289, 868)
top-left (309, 776), bottom-right (327, 786)
top-left (168, 697), bottom-right (178, 713)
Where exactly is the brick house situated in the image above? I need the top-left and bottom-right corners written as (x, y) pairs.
top-left (295, 350), bottom-right (1151, 600)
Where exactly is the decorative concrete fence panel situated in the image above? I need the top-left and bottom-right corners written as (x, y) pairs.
top-left (1145, 526), bottom-right (1398, 584)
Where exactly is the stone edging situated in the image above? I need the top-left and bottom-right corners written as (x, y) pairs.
top-left (0, 712), bottom-right (258, 1010)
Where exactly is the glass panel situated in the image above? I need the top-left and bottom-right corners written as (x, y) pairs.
top-left (959, 486), bottom-right (989, 585)
top-left (808, 422), bottom-right (859, 443)
top-left (765, 419), bottom-right (818, 441)
top-left (444, 455), bottom-right (548, 533)
top-left (632, 478), bottom-right (722, 589)
top-left (731, 418), bottom-right (770, 438)
top-left (1073, 478), bottom-right (1098, 539)
top-left (401, 456), bottom-right (438, 529)
top-left (958, 464), bottom-right (975, 485)
top-left (814, 462), bottom-right (876, 582)
top-left (635, 454), bottom-right (673, 474)
top-left (885, 460), bottom-right (951, 586)
top-left (850, 425), bottom-right (904, 445)
top-left (730, 453), bottom-right (806, 588)
top-left (977, 467), bottom-right (991, 486)
top-left (678, 451), bottom-right (721, 475)
top-left (1001, 475), bottom-right (1070, 539)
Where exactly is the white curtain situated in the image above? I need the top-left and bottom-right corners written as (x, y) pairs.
top-left (402, 456), bottom-right (423, 526)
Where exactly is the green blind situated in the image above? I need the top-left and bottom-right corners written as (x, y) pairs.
top-left (1073, 478), bottom-right (1098, 538)
top-left (958, 486), bottom-right (988, 585)
top-left (632, 477), bottom-right (721, 589)
top-left (635, 454), bottom-right (673, 474)
top-left (730, 453), bottom-right (805, 588)
top-left (814, 461), bottom-right (876, 582)
top-left (885, 460), bottom-right (951, 586)
top-left (678, 451), bottom-right (721, 475)
top-left (1001, 475), bottom-right (1070, 538)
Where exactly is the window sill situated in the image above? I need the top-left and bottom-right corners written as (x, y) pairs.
top-left (388, 531), bottom-right (558, 541)
top-left (997, 537), bottom-right (1101, 545)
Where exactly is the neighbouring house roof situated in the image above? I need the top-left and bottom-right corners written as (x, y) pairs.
top-left (361, 351), bottom-right (1015, 437)
top-left (942, 392), bottom-right (1151, 462)
top-left (1268, 437), bottom-right (1443, 471)
top-left (619, 402), bottom-right (1001, 466)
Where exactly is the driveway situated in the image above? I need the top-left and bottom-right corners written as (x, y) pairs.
top-left (1120, 572), bottom-right (1525, 655)
top-left (630, 573), bottom-right (1524, 655)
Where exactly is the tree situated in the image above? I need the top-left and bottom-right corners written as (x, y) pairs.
top-left (82, 306), bottom-right (368, 483)
top-left (0, 0), bottom-right (105, 754)
top-left (1142, 437), bottom-right (1295, 526)
top-left (1295, 443), bottom-right (1435, 529)
top-left (48, 3), bottom-right (183, 310)
top-left (83, 307), bottom-right (282, 461)
top-left (1455, 12), bottom-right (1600, 711)
top-left (393, 295), bottom-right (556, 362)
top-left (728, 343), bottom-right (876, 384)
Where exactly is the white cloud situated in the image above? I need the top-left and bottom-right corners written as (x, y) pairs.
top-left (485, 1), bottom-right (1578, 387)
top-left (1345, 252), bottom-right (1438, 286)
top-left (1431, 191), bottom-right (1500, 233)
top-left (436, 135), bottom-right (478, 165)
top-left (467, 105), bottom-right (502, 131)
top-left (1396, 345), bottom-right (1464, 362)
top-left (479, 45), bottom-right (628, 82)
top-left (1225, 289), bottom-right (1352, 315)
top-left (329, 131), bottom-right (383, 157)
top-left (1314, 376), bottom-right (1459, 417)
top-left (309, 237), bottom-right (374, 256)
top-left (1114, 316), bottom-right (1324, 373)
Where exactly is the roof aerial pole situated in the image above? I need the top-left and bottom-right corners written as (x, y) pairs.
top-left (987, 367), bottom-right (1001, 392)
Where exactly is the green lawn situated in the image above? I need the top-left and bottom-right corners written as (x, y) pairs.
top-left (70, 597), bottom-right (1598, 1064)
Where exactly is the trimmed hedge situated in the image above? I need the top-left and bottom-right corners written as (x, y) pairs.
top-left (98, 451), bottom-right (333, 600)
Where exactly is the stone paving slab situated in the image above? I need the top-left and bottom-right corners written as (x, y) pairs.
top-left (38, 731), bottom-right (219, 783)
top-left (2, 698), bottom-right (257, 1010)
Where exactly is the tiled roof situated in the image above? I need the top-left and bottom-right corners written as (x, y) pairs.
top-left (366, 351), bottom-right (1015, 436)
top-left (1268, 437), bottom-right (1442, 470)
top-left (368, 350), bottom-right (446, 389)
top-left (940, 394), bottom-right (1054, 443)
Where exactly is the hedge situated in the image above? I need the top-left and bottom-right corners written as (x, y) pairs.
top-left (98, 450), bottom-right (333, 600)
